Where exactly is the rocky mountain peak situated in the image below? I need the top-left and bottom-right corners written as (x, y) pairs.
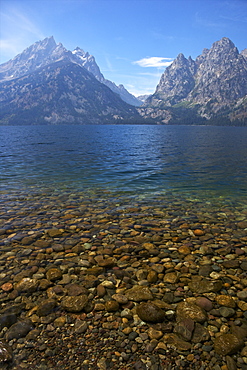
top-left (190, 37), bottom-right (247, 107)
top-left (140, 37), bottom-right (247, 124)
top-left (0, 36), bottom-right (62, 81)
top-left (241, 49), bottom-right (247, 59)
top-left (0, 36), bottom-right (141, 106)
top-left (72, 48), bottom-right (103, 81)
top-left (145, 51), bottom-right (196, 106)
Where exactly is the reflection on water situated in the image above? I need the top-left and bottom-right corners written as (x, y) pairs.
top-left (0, 124), bottom-right (247, 200)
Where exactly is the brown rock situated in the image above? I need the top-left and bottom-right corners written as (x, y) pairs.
top-left (124, 286), bottom-right (153, 302)
top-left (97, 258), bottom-right (116, 268)
top-left (214, 334), bottom-right (244, 355)
top-left (86, 267), bottom-right (104, 276)
top-left (188, 278), bottom-right (222, 293)
top-left (105, 301), bottom-right (119, 312)
top-left (193, 229), bottom-right (205, 236)
top-left (1, 283), bottom-right (13, 292)
top-left (112, 294), bottom-right (128, 304)
top-left (164, 272), bottom-right (179, 284)
top-left (240, 261), bottom-right (247, 271)
top-left (222, 260), bottom-right (239, 269)
top-left (21, 236), bottom-right (34, 245)
top-left (61, 295), bottom-right (89, 312)
top-left (66, 284), bottom-right (88, 296)
top-left (192, 323), bottom-right (210, 343)
top-left (136, 302), bottom-right (166, 323)
top-left (226, 356), bottom-right (237, 370)
top-left (163, 333), bottom-right (192, 351)
top-left (148, 327), bottom-right (163, 340)
top-left (195, 297), bottom-right (213, 311)
top-left (96, 284), bottom-right (106, 298)
top-left (47, 228), bottom-right (63, 237)
top-left (215, 295), bottom-right (236, 308)
top-left (147, 270), bottom-right (158, 283)
top-left (176, 301), bottom-right (207, 323)
top-left (238, 221), bottom-right (247, 229)
top-left (15, 278), bottom-right (38, 293)
top-left (46, 268), bottom-right (62, 281)
top-left (178, 246), bottom-right (191, 255)
top-left (34, 240), bottom-right (51, 248)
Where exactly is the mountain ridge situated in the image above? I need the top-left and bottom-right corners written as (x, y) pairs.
top-left (0, 53), bottom-right (146, 125)
top-left (0, 36), bottom-right (246, 125)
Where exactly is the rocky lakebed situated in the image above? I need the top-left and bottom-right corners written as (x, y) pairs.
top-left (0, 190), bottom-right (247, 369)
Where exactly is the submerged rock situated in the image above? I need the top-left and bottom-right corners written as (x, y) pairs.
top-left (0, 341), bottom-right (12, 363)
top-left (124, 286), bottom-right (153, 302)
top-left (5, 319), bottom-right (33, 341)
top-left (136, 302), bottom-right (166, 323)
top-left (214, 333), bottom-right (244, 355)
top-left (176, 301), bottom-right (207, 323)
top-left (61, 295), bottom-right (89, 312)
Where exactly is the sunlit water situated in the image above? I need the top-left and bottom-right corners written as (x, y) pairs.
top-left (0, 124), bottom-right (247, 208)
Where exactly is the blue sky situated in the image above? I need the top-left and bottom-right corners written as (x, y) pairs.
top-left (1, 0), bottom-right (247, 96)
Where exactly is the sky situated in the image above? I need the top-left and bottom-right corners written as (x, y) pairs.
top-left (1, 0), bottom-right (247, 96)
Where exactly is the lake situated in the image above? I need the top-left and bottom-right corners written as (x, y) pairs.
top-left (1, 124), bottom-right (247, 224)
top-left (1, 124), bottom-right (247, 198)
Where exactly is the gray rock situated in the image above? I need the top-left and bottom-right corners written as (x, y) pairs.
top-left (36, 299), bottom-right (57, 316)
top-left (0, 314), bottom-right (17, 330)
top-left (174, 317), bottom-right (195, 341)
top-left (192, 323), bottom-right (210, 343)
top-left (5, 319), bottom-right (33, 341)
top-left (219, 307), bottom-right (236, 318)
top-left (226, 355), bottom-right (237, 370)
top-left (237, 291), bottom-right (247, 301)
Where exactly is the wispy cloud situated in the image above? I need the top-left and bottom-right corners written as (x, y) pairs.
top-left (133, 57), bottom-right (173, 68)
top-left (195, 12), bottom-right (225, 30)
top-left (0, 6), bottom-right (45, 62)
top-left (151, 32), bottom-right (175, 42)
top-left (220, 14), bottom-right (247, 23)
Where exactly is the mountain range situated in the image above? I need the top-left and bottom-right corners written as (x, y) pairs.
top-left (0, 37), bottom-right (246, 125)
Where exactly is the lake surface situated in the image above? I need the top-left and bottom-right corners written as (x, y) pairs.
top-left (1, 124), bottom-right (247, 203)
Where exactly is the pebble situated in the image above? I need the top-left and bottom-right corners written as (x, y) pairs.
top-left (0, 189), bottom-right (247, 369)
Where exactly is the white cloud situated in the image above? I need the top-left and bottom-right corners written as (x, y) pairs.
top-left (133, 56), bottom-right (173, 68)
